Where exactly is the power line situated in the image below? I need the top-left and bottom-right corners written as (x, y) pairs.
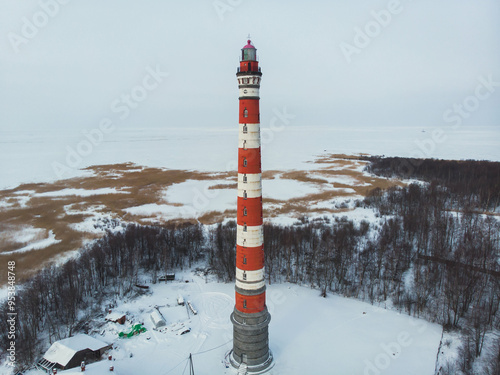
top-left (163, 339), bottom-right (233, 374)
top-left (181, 358), bottom-right (189, 375)
top-left (192, 338), bottom-right (233, 356)
top-left (163, 357), bottom-right (188, 375)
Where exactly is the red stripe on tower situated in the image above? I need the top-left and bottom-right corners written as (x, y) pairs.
top-left (235, 292), bottom-right (266, 313)
top-left (230, 39), bottom-right (273, 372)
top-left (237, 197), bottom-right (262, 226)
top-left (235, 245), bottom-right (265, 271)
top-left (239, 100), bottom-right (260, 123)
top-left (238, 148), bottom-right (262, 174)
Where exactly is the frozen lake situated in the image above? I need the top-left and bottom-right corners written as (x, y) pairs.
top-left (1, 124), bottom-right (499, 190)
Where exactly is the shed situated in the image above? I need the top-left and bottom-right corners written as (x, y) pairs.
top-left (150, 310), bottom-right (166, 328)
top-left (159, 273), bottom-right (175, 282)
top-left (105, 312), bottom-right (126, 325)
top-left (38, 334), bottom-right (111, 371)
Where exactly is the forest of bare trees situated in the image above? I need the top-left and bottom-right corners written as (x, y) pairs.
top-left (0, 224), bottom-right (205, 369)
top-left (1, 158), bottom-right (499, 373)
top-left (365, 156), bottom-right (500, 211)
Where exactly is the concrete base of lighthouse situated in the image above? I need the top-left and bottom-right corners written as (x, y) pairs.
top-left (230, 307), bottom-right (274, 373)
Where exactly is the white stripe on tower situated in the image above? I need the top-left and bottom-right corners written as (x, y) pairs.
top-left (236, 225), bottom-right (263, 248)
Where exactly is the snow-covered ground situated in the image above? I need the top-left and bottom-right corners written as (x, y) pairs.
top-left (1, 230), bottom-right (60, 256)
top-left (263, 177), bottom-right (326, 200)
top-left (0, 225), bottom-right (45, 245)
top-left (16, 271), bottom-right (442, 375)
top-left (163, 179), bottom-right (235, 216)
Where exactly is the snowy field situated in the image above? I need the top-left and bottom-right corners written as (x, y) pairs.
top-left (1, 125), bottom-right (499, 190)
top-left (14, 271), bottom-right (442, 375)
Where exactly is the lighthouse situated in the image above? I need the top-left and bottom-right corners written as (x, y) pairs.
top-left (230, 39), bottom-right (273, 373)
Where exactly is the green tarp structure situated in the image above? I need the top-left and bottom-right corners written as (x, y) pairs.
top-left (118, 324), bottom-right (147, 338)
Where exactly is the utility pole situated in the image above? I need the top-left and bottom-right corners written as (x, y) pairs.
top-left (189, 353), bottom-right (195, 375)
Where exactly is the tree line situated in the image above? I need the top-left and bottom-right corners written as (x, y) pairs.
top-left (365, 156), bottom-right (500, 211)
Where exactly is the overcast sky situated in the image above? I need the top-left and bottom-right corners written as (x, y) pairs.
top-left (1, 0), bottom-right (499, 133)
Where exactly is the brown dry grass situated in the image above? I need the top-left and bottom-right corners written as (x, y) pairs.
top-left (280, 171), bottom-right (329, 185)
top-left (198, 209), bottom-right (236, 225)
top-left (312, 153), bottom-right (367, 164)
top-left (208, 184), bottom-right (238, 190)
top-left (0, 156), bottom-right (404, 285)
top-left (262, 170), bottom-right (280, 180)
top-left (0, 164), bottom-right (206, 284)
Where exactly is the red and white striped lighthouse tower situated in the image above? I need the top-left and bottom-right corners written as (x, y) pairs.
top-left (230, 39), bottom-right (273, 373)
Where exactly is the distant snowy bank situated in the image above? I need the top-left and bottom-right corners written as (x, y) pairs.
top-left (1, 125), bottom-right (499, 189)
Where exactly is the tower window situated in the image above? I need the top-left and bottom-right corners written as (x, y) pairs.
top-left (243, 158), bottom-right (247, 167)
top-left (243, 300), bottom-right (247, 309)
top-left (243, 239), bottom-right (247, 247)
top-left (243, 174), bottom-right (247, 183)
top-left (243, 256), bottom-right (247, 264)
top-left (243, 207), bottom-right (247, 216)
top-left (243, 140), bottom-right (247, 150)
top-left (243, 108), bottom-right (248, 118)
top-left (243, 124), bottom-right (247, 134)
top-left (243, 271), bottom-right (247, 281)
top-left (243, 223), bottom-right (247, 232)
top-left (243, 190), bottom-right (247, 199)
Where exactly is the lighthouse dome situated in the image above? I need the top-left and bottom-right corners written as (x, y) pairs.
top-left (241, 40), bottom-right (257, 61)
top-left (242, 40), bottom-right (254, 49)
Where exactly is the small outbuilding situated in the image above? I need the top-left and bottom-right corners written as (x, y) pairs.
top-left (37, 334), bottom-right (111, 371)
top-left (105, 311), bottom-right (127, 325)
top-left (187, 301), bottom-right (197, 316)
top-left (150, 310), bottom-right (166, 328)
top-left (159, 273), bottom-right (175, 283)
